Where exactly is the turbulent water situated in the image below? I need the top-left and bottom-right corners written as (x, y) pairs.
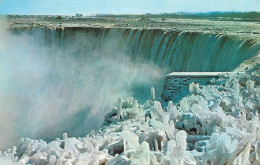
top-left (1, 26), bottom-right (259, 149)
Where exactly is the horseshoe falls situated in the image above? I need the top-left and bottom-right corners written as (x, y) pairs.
top-left (1, 18), bottom-right (260, 165)
top-left (22, 27), bottom-right (260, 72)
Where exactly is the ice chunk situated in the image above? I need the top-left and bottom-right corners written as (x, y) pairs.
top-left (234, 81), bottom-right (240, 100)
top-left (107, 155), bottom-right (130, 165)
top-left (168, 101), bottom-right (178, 120)
top-left (165, 131), bottom-right (187, 165)
top-left (63, 132), bottom-right (68, 140)
top-left (176, 130), bottom-right (187, 149)
top-left (120, 131), bottom-right (139, 151)
top-left (48, 155), bottom-right (56, 165)
top-left (166, 140), bottom-right (176, 159)
top-left (117, 98), bottom-right (123, 121)
top-left (180, 97), bottom-right (189, 112)
top-left (246, 80), bottom-right (255, 95)
top-left (189, 82), bottom-right (200, 95)
top-left (209, 99), bottom-right (221, 111)
top-left (162, 112), bottom-right (170, 125)
top-left (130, 142), bottom-right (150, 165)
top-left (151, 87), bottom-right (155, 101)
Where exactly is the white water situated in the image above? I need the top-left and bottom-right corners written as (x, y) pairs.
top-left (1, 26), bottom-right (259, 149)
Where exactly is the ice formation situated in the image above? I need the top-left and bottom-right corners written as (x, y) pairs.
top-left (1, 66), bottom-right (260, 165)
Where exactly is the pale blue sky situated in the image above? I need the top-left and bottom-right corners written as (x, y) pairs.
top-left (0, 0), bottom-right (259, 15)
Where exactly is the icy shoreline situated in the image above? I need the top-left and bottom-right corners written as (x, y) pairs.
top-left (1, 67), bottom-right (259, 165)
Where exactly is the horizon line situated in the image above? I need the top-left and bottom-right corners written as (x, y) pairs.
top-left (2, 10), bottom-right (260, 16)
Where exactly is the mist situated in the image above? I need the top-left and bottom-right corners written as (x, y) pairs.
top-left (0, 17), bottom-right (164, 149)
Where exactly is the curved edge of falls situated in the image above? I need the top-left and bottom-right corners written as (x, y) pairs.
top-left (10, 27), bottom-right (260, 72)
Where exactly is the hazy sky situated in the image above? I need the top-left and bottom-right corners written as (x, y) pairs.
top-left (0, 0), bottom-right (259, 15)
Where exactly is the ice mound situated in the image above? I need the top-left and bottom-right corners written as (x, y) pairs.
top-left (0, 71), bottom-right (259, 165)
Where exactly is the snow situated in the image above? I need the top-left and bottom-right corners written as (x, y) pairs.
top-left (0, 70), bottom-right (259, 165)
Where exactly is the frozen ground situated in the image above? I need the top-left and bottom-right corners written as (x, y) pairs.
top-left (0, 54), bottom-right (259, 164)
top-left (7, 15), bottom-right (260, 41)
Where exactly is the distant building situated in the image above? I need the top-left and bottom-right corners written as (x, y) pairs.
top-left (76, 13), bottom-right (83, 18)
top-left (55, 15), bottom-right (62, 20)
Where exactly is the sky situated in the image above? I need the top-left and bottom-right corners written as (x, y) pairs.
top-left (0, 0), bottom-right (259, 15)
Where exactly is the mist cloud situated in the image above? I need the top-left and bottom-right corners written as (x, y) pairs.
top-left (0, 18), bottom-right (164, 149)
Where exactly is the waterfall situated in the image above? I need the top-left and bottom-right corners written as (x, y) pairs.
top-left (11, 27), bottom-right (260, 72)
top-left (97, 28), bottom-right (260, 72)
top-left (4, 25), bottom-right (259, 147)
